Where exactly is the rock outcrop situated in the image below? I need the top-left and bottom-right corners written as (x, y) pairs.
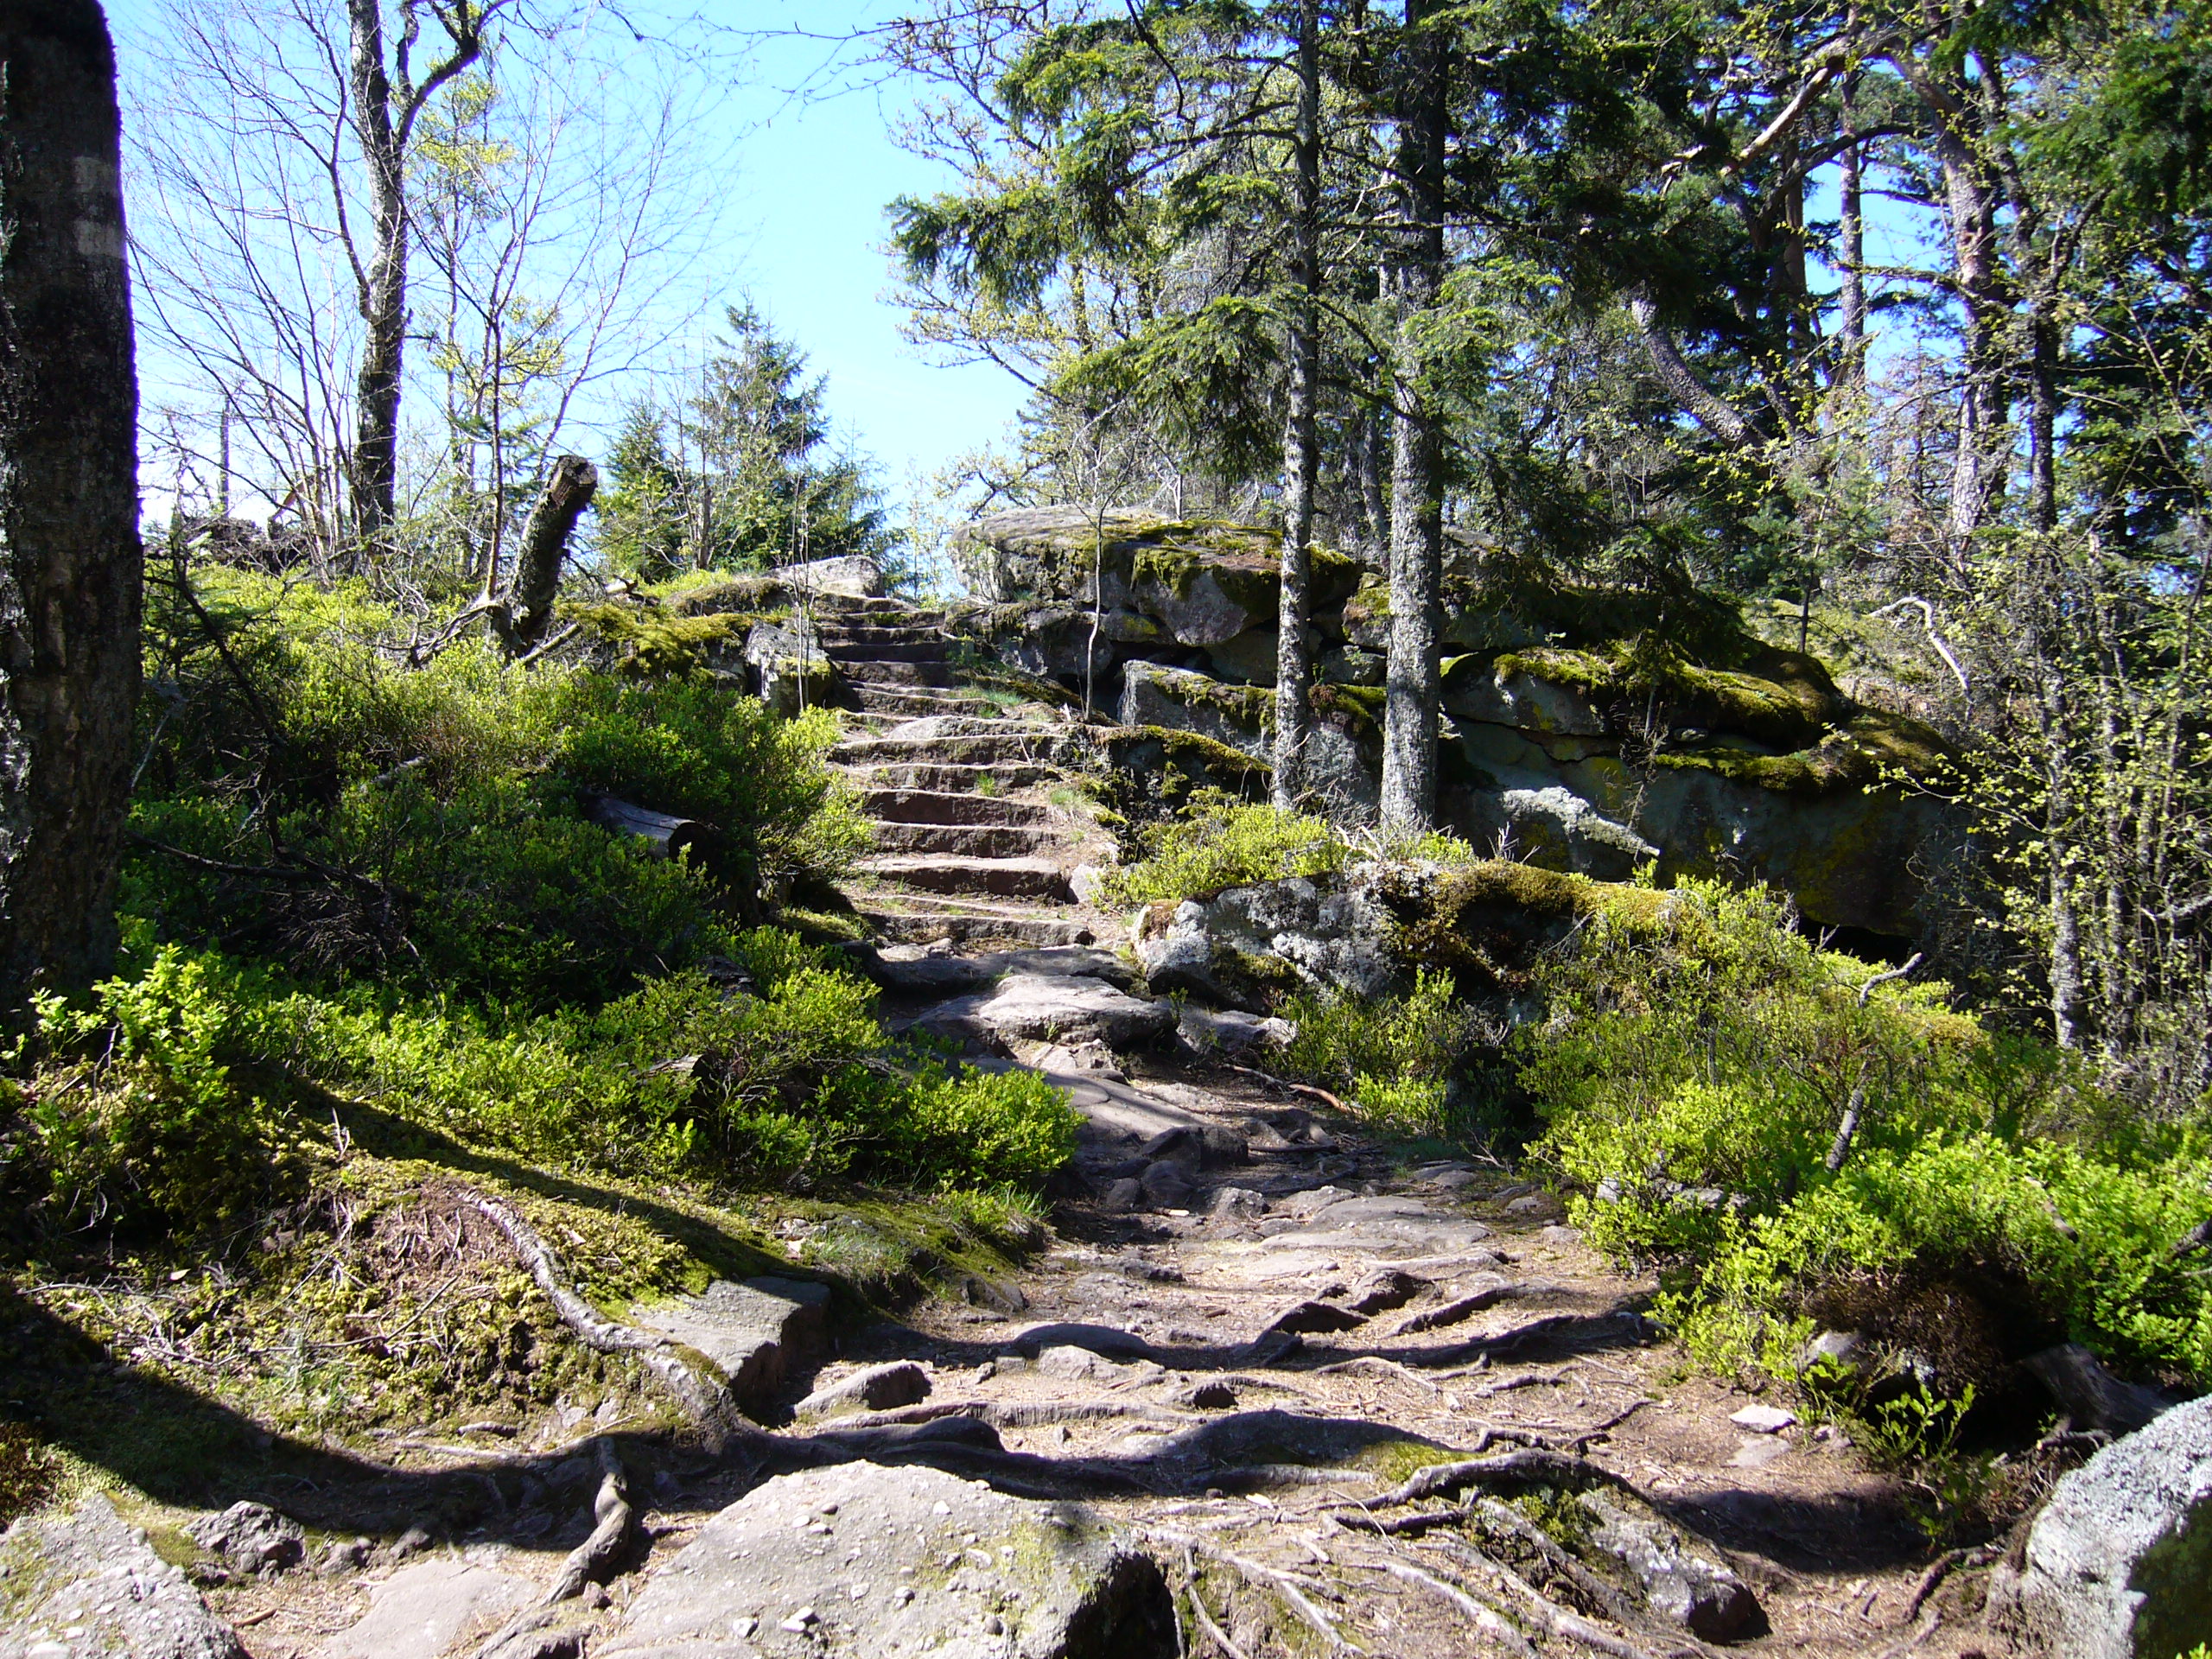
top-left (951, 507), bottom-right (1952, 938)
top-left (0, 1493), bottom-right (245, 1659)
top-left (1994, 1393), bottom-right (2209, 1658)
top-left (598, 1460), bottom-right (1176, 1659)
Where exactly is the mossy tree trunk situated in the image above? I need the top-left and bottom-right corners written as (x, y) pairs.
top-left (1272, 0), bottom-right (1321, 812)
top-left (0, 0), bottom-right (141, 1006)
top-left (1380, 0), bottom-right (1447, 834)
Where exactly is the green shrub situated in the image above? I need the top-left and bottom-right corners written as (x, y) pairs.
top-left (1281, 969), bottom-right (1483, 1094)
top-left (1517, 876), bottom-right (2212, 1390)
top-left (548, 674), bottom-right (866, 893)
top-left (1099, 800), bottom-right (1347, 906)
top-left (15, 945), bottom-right (294, 1233)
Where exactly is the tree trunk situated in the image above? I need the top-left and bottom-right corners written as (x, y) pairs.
top-left (1380, 0), bottom-right (1447, 835)
top-left (1272, 0), bottom-right (1322, 812)
top-left (1838, 73), bottom-right (1866, 387)
top-left (503, 454), bottom-right (597, 650)
top-left (0, 0), bottom-right (142, 1005)
top-left (346, 0), bottom-right (406, 551)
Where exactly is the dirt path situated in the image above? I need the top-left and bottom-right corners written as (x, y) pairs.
top-left (183, 602), bottom-right (2012, 1658)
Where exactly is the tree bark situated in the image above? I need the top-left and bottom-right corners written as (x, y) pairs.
top-left (346, 0), bottom-right (488, 553)
top-left (346, 0), bottom-right (406, 550)
top-left (1837, 73), bottom-right (1866, 388)
top-left (503, 454), bottom-right (596, 650)
top-left (0, 0), bottom-right (142, 1007)
top-left (1380, 0), bottom-right (1447, 834)
top-left (1625, 283), bottom-right (1754, 445)
top-left (1272, 0), bottom-right (1321, 811)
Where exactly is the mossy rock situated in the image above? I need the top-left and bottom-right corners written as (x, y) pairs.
top-left (565, 601), bottom-right (753, 680)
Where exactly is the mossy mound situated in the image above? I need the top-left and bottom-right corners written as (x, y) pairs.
top-left (566, 600), bottom-right (757, 679)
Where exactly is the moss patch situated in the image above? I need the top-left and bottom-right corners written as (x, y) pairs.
top-left (565, 601), bottom-right (753, 679)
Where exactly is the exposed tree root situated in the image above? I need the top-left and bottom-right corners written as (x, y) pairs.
top-left (1902, 1544), bottom-right (1995, 1622)
top-left (1423, 1535), bottom-right (1675, 1659)
top-left (1361, 1446), bottom-right (1630, 1509)
top-left (545, 1436), bottom-right (632, 1603)
top-left (823, 1397), bottom-right (1197, 1432)
top-left (1314, 1356), bottom-right (1441, 1393)
top-left (455, 1186), bottom-right (752, 1441)
top-left (1179, 1546), bottom-right (1257, 1659)
top-left (1471, 1497), bottom-right (1649, 1633)
top-left (1357, 1553), bottom-right (1535, 1658)
top-left (1147, 1527), bottom-right (1363, 1654)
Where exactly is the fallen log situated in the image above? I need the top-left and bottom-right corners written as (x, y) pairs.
top-left (587, 795), bottom-right (709, 861)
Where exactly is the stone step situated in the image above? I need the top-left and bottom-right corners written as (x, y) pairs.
top-left (854, 854), bottom-right (1073, 900)
top-left (822, 640), bottom-right (951, 664)
top-left (817, 624), bottom-right (949, 646)
top-left (869, 821), bottom-right (1070, 860)
top-left (861, 788), bottom-right (1054, 827)
top-left (832, 732), bottom-right (1060, 766)
top-left (850, 687), bottom-right (988, 718)
top-left (858, 905), bottom-right (1097, 948)
top-left (836, 660), bottom-right (963, 689)
top-left (835, 761), bottom-right (1060, 794)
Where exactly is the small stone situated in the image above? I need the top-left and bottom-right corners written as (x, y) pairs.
top-left (984, 1613), bottom-right (1005, 1635)
top-left (1209, 1186), bottom-right (1268, 1223)
top-left (1729, 1436), bottom-right (1790, 1469)
top-left (735, 1615), bottom-right (759, 1637)
top-left (1729, 1404), bottom-right (1797, 1434)
top-left (1504, 1193), bottom-right (1551, 1216)
top-left (1538, 1224), bottom-right (1583, 1246)
top-left (1100, 1178), bottom-right (1144, 1213)
top-left (782, 1606), bottom-right (818, 1631)
top-left (186, 1500), bottom-right (305, 1573)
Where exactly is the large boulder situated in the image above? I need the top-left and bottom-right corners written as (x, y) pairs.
top-left (598, 1460), bottom-right (1176, 1659)
top-left (0, 1493), bottom-right (245, 1659)
top-left (1994, 1394), bottom-right (2212, 1658)
top-left (1134, 868), bottom-right (1402, 1002)
top-left (1120, 663), bottom-right (1379, 819)
top-left (632, 1275), bottom-right (832, 1417)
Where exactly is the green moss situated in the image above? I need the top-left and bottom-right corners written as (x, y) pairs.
top-left (564, 601), bottom-right (751, 679)
top-left (1311, 682), bottom-right (1385, 732)
top-left (1379, 861), bottom-right (1671, 991)
top-left (1653, 708), bottom-right (1954, 799)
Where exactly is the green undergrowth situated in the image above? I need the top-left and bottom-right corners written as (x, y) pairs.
top-left (1518, 878), bottom-right (2212, 1397)
top-left (0, 558), bottom-right (1082, 1486)
top-left (1101, 799), bottom-right (1347, 906)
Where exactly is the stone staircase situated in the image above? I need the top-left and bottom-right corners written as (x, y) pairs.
top-left (817, 605), bottom-right (1110, 950)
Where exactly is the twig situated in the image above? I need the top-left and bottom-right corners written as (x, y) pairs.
top-left (1182, 1548), bottom-right (1256, 1659)
top-left (1146, 1529), bottom-right (1361, 1654)
top-left (1332, 1503), bottom-right (1476, 1536)
top-left (1567, 1398), bottom-right (1655, 1451)
top-left (1359, 1555), bottom-right (1535, 1658)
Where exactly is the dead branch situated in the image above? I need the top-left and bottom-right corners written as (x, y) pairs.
top-left (1902, 1544), bottom-right (1996, 1623)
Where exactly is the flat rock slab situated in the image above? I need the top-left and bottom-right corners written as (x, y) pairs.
top-left (0, 1494), bottom-right (245, 1659)
top-left (1999, 1391), bottom-right (2209, 1657)
top-left (913, 976), bottom-right (1173, 1052)
top-left (634, 1275), bottom-right (831, 1416)
top-left (317, 1557), bottom-right (533, 1659)
top-left (598, 1460), bottom-right (1176, 1659)
top-left (1261, 1197), bottom-right (1495, 1261)
top-left (874, 948), bottom-right (1134, 996)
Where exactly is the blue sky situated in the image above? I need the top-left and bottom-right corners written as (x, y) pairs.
top-left (105, 0), bottom-right (1029, 510)
top-left (707, 4), bottom-right (1030, 491)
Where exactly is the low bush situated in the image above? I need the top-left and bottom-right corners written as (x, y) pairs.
top-left (1275, 970), bottom-right (1494, 1139)
top-left (1099, 800), bottom-right (1347, 906)
top-left (1517, 878), bottom-right (2212, 1392)
top-left (3, 930), bottom-right (1079, 1240)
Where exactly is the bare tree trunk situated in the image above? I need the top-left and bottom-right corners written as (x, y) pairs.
top-left (1380, 0), bottom-right (1447, 835)
top-left (1357, 401), bottom-right (1387, 561)
top-left (346, 0), bottom-right (406, 550)
top-left (1272, 0), bottom-right (1321, 812)
top-left (1838, 73), bottom-right (1866, 388)
top-left (501, 454), bottom-right (597, 651)
top-left (0, 0), bottom-right (142, 1004)
top-left (345, 0), bottom-right (489, 555)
